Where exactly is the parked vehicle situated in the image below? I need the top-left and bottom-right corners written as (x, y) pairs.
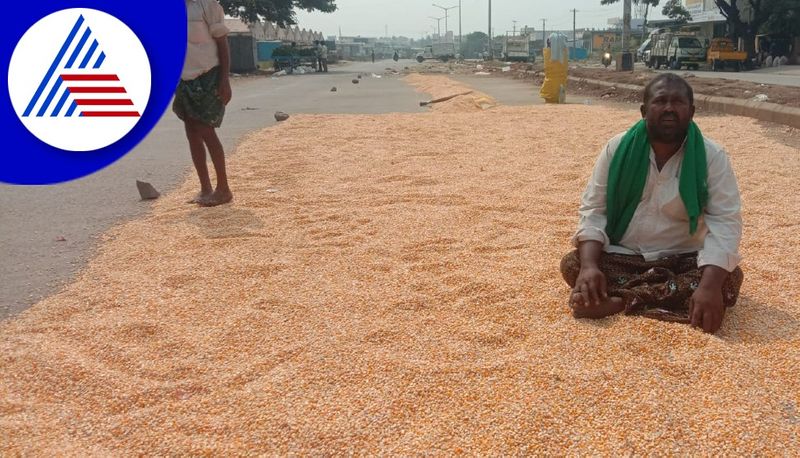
top-left (648, 32), bottom-right (706, 70)
top-left (416, 42), bottom-right (457, 63)
top-left (271, 45), bottom-right (318, 73)
top-left (636, 38), bottom-right (651, 63)
top-left (707, 38), bottom-right (747, 71)
top-left (503, 34), bottom-right (535, 62)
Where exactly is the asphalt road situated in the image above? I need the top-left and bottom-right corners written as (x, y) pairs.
top-left (649, 63), bottom-right (800, 87)
top-left (0, 59), bottom-right (427, 320)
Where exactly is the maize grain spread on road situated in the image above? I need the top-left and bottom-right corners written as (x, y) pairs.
top-left (1, 75), bottom-right (798, 454)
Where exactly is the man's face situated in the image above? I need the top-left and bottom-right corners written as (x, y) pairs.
top-left (640, 81), bottom-right (695, 144)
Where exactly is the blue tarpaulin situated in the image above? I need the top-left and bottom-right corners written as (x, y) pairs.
top-left (257, 41), bottom-right (283, 61)
top-left (569, 47), bottom-right (588, 60)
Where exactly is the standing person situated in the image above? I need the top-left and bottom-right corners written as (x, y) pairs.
top-left (173, 0), bottom-right (233, 206)
top-left (318, 40), bottom-right (329, 73)
top-left (371, 49), bottom-right (375, 63)
top-left (559, 74), bottom-right (743, 333)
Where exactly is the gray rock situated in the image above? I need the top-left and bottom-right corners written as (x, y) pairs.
top-left (352, 79), bottom-right (359, 84)
top-left (136, 180), bottom-right (160, 200)
top-left (274, 111), bottom-right (290, 121)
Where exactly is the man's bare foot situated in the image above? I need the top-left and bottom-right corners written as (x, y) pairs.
top-left (570, 294), bottom-right (625, 319)
top-left (187, 191), bottom-right (213, 204)
top-left (198, 189), bottom-right (233, 207)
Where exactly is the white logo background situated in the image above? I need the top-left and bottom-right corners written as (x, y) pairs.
top-left (8, 8), bottom-right (151, 152)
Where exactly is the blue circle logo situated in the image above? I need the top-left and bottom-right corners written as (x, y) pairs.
top-left (2, 1), bottom-right (187, 184)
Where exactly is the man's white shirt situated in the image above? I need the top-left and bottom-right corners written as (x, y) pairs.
top-left (573, 131), bottom-right (742, 272)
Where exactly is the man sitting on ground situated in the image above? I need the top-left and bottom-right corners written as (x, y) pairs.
top-left (560, 73), bottom-right (744, 334)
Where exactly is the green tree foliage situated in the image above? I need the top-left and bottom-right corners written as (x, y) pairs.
top-left (661, 0), bottom-right (693, 24)
top-left (219, 0), bottom-right (337, 26)
top-left (711, 0), bottom-right (798, 57)
top-left (460, 31), bottom-right (489, 58)
top-left (762, 0), bottom-right (800, 37)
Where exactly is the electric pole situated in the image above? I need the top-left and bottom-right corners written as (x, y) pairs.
top-left (433, 3), bottom-right (458, 42)
top-left (623, 0), bottom-right (631, 52)
top-left (570, 9), bottom-right (577, 49)
top-left (429, 16), bottom-right (443, 41)
top-left (488, 0), bottom-right (492, 59)
top-left (512, 20), bottom-right (517, 36)
top-left (458, 0), bottom-right (462, 50)
top-left (541, 18), bottom-right (547, 44)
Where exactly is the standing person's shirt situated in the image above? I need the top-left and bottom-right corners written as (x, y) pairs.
top-left (183, 0), bottom-right (229, 81)
top-left (320, 44), bottom-right (328, 59)
top-left (573, 132), bottom-right (742, 272)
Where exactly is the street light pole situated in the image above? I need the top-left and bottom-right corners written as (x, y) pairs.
top-left (458, 0), bottom-right (462, 49)
top-left (541, 18), bottom-right (547, 44)
top-left (429, 16), bottom-right (444, 41)
top-left (433, 3), bottom-right (458, 42)
top-left (623, 0), bottom-right (631, 52)
top-left (488, 0), bottom-right (492, 59)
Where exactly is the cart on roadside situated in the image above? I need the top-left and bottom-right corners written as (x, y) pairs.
top-left (272, 45), bottom-right (318, 74)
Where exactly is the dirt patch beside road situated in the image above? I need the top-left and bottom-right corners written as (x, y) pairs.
top-left (570, 66), bottom-right (800, 108)
top-left (415, 61), bottom-right (800, 108)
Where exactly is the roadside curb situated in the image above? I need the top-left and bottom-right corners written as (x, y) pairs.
top-left (567, 75), bottom-right (800, 129)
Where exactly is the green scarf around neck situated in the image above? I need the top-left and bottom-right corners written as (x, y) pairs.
top-left (605, 119), bottom-right (708, 245)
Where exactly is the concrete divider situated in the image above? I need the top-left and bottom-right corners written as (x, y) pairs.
top-left (567, 76), bottom-right (800, 129)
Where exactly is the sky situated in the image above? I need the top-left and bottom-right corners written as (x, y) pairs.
top-left (294, 0), bottom-right (669, 39)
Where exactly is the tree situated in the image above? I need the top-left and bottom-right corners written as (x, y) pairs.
top-left (762, 0), bottom-right (800, 37)
top-left (460, 31), bottom-right (489, 58)
top-left (712, 0), bottom-right (758, 58)
top-left (661, 0), bottom-right (693, 24)
top-left (219, 0), bottom-right (337, 26)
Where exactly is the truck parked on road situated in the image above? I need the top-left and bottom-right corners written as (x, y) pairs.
top-left (648, 31), bottom-right (706, 70)
top-left (707, 38), bottom-right (747, 71)
top-left (416, 42), bottom-right (457, 63)
top-left (502, 34), bottom-right (535, 62)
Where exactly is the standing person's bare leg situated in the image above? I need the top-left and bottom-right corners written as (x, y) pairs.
top-left (185, 118), bottom-right (213, 203)
top-left (198, 124), bottom-right (233, 206)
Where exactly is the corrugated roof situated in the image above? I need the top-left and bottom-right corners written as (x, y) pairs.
top-left (224, 18), bottom-right (251, 34)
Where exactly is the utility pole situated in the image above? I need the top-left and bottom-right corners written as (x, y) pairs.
top-left (512, 20), bottom-right (517, 36)
top-left (433, 3), bottom-right (458, 42)
top-left (570, 9), bottom-right (577, 49)
top-left (541, 18), bottom-right (547, 44)
top-left (459, 0), bottom-right (462, 49)
top-left (622, 0), bottom-right (631, 52)
top-left (429, 16), bottom-right (444, 41)
top-left (385, 25), bottom-right (388, 39)
top-left (488, 0), bottom-right (492, 59)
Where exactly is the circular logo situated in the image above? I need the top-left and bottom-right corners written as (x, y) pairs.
top-left (8, 9), bottom-right (151, 152)
top-left (2, 1), bottom-right (186, 185)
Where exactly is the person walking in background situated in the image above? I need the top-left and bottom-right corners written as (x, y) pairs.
top-left (173, 0), bottom-right (233, 206)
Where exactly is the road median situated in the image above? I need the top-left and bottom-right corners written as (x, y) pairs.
top-left (568, 75), bottom-right (800, 129)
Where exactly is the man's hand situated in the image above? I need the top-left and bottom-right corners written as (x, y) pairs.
top-left (217, 79), bottom-right (232, 105)
top-left (572, 265), bottom-right (608, 308)
top-left (689, 285), bottom-right (725, 333)
top-left (690, 265), bottom-right (729, 334)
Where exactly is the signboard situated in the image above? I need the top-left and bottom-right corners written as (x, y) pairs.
top-left (685, 0), bottom-right (704, 14)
